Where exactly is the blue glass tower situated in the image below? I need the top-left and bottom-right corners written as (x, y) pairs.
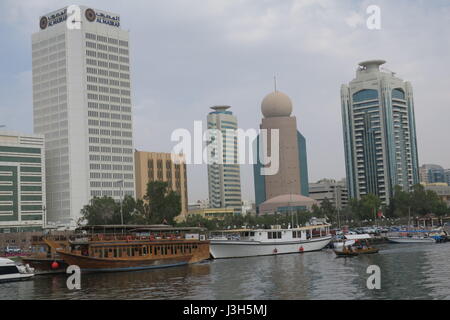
top-left (341, 60), bottom-right (419, 205)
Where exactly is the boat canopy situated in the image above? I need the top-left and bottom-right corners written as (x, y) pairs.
top-left (78, 225), bottom-right (206, 233)
top-left (344, 234), bottom-right (372, 240)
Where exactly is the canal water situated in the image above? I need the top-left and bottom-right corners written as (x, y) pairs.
top-left (2, 243), bottom-right (450, 300)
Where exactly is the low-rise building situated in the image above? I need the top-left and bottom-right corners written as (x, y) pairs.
top-left (0, 131), bottom-right (46, 233)
top-left (258, 194), bottom-right (318, 215)
top-left (423, 183), bottom-right (450, 207)
top-left (135, 151), bottom-right (188, 215)
top-left (308, 179), bottom-right (348, 209)
top-left (183, 208), bottom-right (235, 221)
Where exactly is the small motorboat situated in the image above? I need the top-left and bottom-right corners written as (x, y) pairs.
top-left (387, 230), bottom-right (440, 244)
top-left (334, 234), bottom-right (379, 257)
top-left (0, 257), bottom-right (35, 283)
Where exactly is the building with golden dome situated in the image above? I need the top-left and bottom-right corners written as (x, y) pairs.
top-left (253, 90), bottom-right (309, 214)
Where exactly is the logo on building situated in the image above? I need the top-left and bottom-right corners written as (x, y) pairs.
top-left (85, 8), bottom-right (96, 22)
top-left (39, 16), bottom-right (48, 30)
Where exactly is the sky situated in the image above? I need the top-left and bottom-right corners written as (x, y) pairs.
top-left (1, 0), bottom-right (450, 203)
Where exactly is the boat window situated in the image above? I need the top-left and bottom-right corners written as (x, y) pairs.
top-left (268, 232), bottom-right (273, 239)
top-left (293, 231), bottom-right (297, 238)
top-left (0, 266), bottom-right (19, 275)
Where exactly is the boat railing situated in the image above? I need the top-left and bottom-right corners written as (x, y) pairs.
top-left (68, 233), bottom-right (203, 242)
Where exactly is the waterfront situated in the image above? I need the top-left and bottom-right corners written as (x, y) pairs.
top-left (1, 243), bottom-right (450, 300)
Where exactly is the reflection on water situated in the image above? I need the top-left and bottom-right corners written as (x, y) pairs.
top-left (2, 243), bottom-right (450, 300)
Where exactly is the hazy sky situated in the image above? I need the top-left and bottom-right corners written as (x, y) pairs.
top-left (1, 0), bottom-right (449, 203)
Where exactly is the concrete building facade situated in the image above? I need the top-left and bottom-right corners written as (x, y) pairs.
top-left (309, 179), bottom-right (348, 210)
top-left (0, 131), bottom-right (46, 233)
top-left (206, 106), bottom-right (242, 212)
top-left (341, 60), bottom-right (419, 205)
top-left (253, 91), bottom-right (309, 210)
top-left (135, 151), bottom-right (188, 216)
top-left (32, 6), bottom-right (135, 227)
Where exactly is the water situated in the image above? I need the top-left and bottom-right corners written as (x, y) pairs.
top-left (2, 243), bottom-right (450, 300)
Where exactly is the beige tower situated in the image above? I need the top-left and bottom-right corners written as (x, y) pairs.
top-left (254, 91), bottom-right (309, 210)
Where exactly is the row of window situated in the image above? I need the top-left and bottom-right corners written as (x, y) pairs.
top-left (85, 33), bottom-right (128, 47)
top-left (88, 102), bottom-right (131, 113)
top-left (87, 111), bottom-right (132, 121)
top-left (86, 41), bottom-right (129, 55)
top-left (87, 76), bottom-right (130, 88)
top-left (90, 172), bottom-right (134, 179)
top-left (89, 154), bottom-right (133, 162)
top-left (89, 163), bottom-right (134, 171)
top-left (88, 146), bottom-right (133, 154)
top-left (87, 85), bottom-right (131, 97)
top-left (86, 50), bottom-right (129, 63)
top-left (88, 137), bottom-right (133, 146)
top-left (91, 190), bottom-right (134, 197)
top-left (92, 243), bottom-right (198, 258)
top-left (88, 128), bottom-right (132, 137)
top-left (87, 93), bottom-right (131, 104)
top-left (88, 119), bottom-right (132, 129)
top-left (87, 67), bottom-right (130, 79)
top-left (90, 181), bottom-right (134, 188)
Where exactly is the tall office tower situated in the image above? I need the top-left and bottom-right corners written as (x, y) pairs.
top-left (206, 106), bottom-right (242, 212)
top-left (0, 131), bottom-right (46, 233)
top-left (341, 60), bottom-right (419, 205)
top-left (253, 90), bottom-right (309, 209)
top-left (134, 151), bottom-right (188, 216)
top-left (32, 6), bottom-right (135, 227)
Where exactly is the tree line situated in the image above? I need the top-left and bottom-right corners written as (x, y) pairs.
top-left (78, 181), bottom-right (181, 226)
top-left (79, 181), bottom-right (449, 229)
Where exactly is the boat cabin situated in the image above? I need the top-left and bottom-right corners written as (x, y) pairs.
top-left (210, 224), bottom-right (330, 242)
top-left (64, 225), bottom-right (209, 260)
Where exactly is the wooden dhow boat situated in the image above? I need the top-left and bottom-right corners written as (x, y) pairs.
top-left (53, 225), bottom-right (210, 273)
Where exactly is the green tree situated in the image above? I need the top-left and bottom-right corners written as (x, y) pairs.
top-left (79, 196), bottom-right (118, 225)
top-left (145, 181), bottom-right (181, 225)
top-left (387, 185), bottom-right (411, 218)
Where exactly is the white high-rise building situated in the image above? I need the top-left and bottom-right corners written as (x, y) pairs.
top-left (341, 60), bottom-right (419, 205)
top-left (206, 106), bottom-right (242, 212)
top-left (32, 6), bottom-right (135, 227)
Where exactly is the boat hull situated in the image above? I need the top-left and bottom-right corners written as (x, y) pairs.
top-left (57, 250), bottom-right (209, 273)
top-left (209, 236), bottom-right (332, 259)
top-left (388, 237), bottom-right (436, 244)
top-left (20, 257), bottom-right (68, 274)
top-left (0, 273), bottom-right (34, 283)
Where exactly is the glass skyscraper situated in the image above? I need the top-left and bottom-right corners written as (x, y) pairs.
top-left (341, 60), bottom-right (419, 205)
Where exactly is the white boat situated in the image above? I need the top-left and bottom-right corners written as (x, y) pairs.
top-left (387, 236), bottom-right (436, 244)
top-left (0, 258), bottom-right (35, 283)
top-left (209, 224), bottom-right (331, 259)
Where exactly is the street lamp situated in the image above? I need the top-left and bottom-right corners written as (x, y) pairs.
top-left (116, 180), bottom-right (124, 225)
